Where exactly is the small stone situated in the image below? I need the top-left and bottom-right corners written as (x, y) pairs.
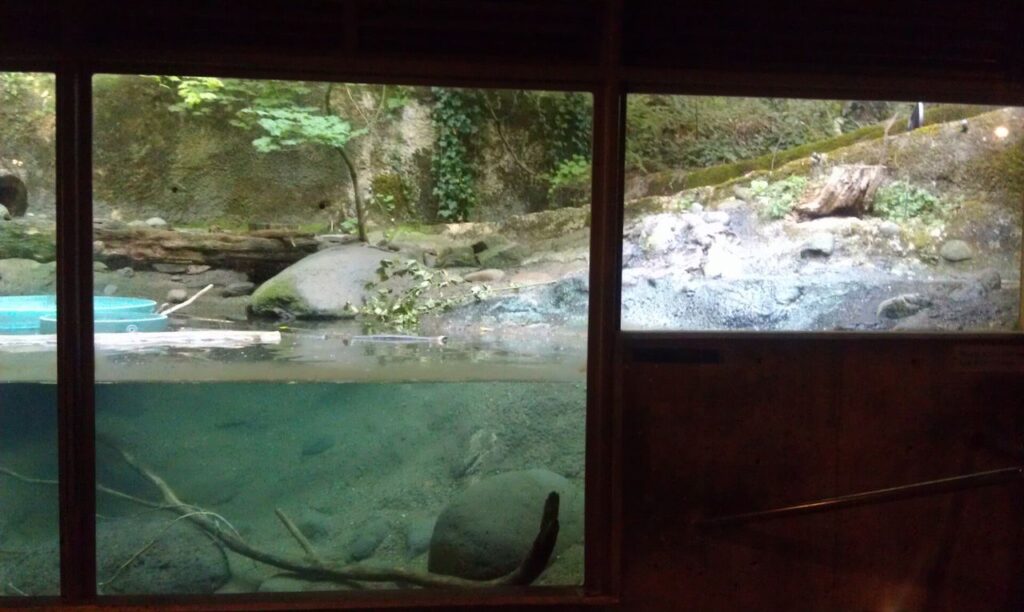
top-left (117, 266), bottom-right (135, 278)
top-left (940, 239), bottom-right (973, 262)
top-left (222, 281), bottom-right (256, 297)
top-left (300, 434), bottom-right (334, 457)
top-left (405, 516), bottom-right (436, 558)
top-left (347, 518), bottom-right (388, 562)
top-left (878, 220), bottom-right (902, 237)
top-left (0, 204), bottom-right (10, 221)
top-left (877, 293), bottom-right (932, 319)
top-left (153, 263), bottom-right (188, 274)
top-left (689, 202), bottom-right (704, 213)
top-left (93, 261), bottom-right (108, 272)
top-left (166, 288), bottom-right (188, 303)
top-left (103, 284), bottom-right (118, 296)
top-left (186, 264), bottom-right (211, 275)
top-left (145, 217), bottom-right (168, 228)
top-left (775, 285), bottom-right (803, 304)
top-left (977, 269), bottom-right (1002, 292)
top-left (464, 269), bottom-right (505, 283)
top-left (801, 232), bottom-right (835, 257)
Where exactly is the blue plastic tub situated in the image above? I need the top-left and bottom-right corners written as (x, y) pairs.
top-left (0, 295), bottom-right (158, 334)
top-left (38, 311), bottom-right (168, 334)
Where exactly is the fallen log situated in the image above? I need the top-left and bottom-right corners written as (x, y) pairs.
top-left (0, 330), bottom-right (281, 352)
top-left (795, 164), bottom-right (886, 218)
top-left (93, 225), bottom-right (319, 276)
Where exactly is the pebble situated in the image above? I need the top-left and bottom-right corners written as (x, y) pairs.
top-left (166, 288), bottom-right (188, 303)
top-left (300, 434), bottom-right (334, 457)
top-left (145, 217), bottom-right (168, 228)
top-left (878, 220), bottom-right (902, 237)
top-left (186, 264), bottom-right (211, 274)
top-left (153, 263), bottom-right (188, 274)
top-left (222, 281), bottom-right (256, 297)
top-left (117, 266), bottom-right (135, 277)
top-left (800, 232), bottom-right (835, 257)
top-left (464, 269), bottom-right (505, 283)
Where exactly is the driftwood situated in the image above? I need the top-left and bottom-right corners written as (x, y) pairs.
top-left (0, 330), bottom-right (282, 352)
top-left (93, 224), bottom-right (319, 274)
top-left (795, 164), bottom-right (886, 219)
top-left (0, 444), bottom-right (560, 589)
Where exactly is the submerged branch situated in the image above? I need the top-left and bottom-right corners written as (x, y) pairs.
top-left (0, 445), bottom-right (560, 589)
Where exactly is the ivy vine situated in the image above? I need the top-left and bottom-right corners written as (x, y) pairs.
top-left (430, 87), bottom-right (483, 221)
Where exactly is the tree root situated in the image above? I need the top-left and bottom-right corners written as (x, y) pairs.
top-left (0, 444), bottom-right (561, 589)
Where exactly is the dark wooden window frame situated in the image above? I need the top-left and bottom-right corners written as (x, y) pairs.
top-left (2, 0), bottom-right (1022, 609)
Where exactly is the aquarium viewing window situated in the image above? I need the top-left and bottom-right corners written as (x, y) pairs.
top-left (1, 1), bottom-right (1023, 609)
top-left (622, 95), bottom-right (1023, 333)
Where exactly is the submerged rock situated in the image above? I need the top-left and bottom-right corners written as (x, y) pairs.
top-left (249, 244), bottom-right (396, 319)
top-left (346, 518), bottom-right (389, 562)
top-left (405, 516), bottom-right (436, 558)
top-left (428, 468), bottom-right (583, 580)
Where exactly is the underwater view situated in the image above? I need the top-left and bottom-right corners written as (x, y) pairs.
top-left (2, 72), bottom-right (1022, 597)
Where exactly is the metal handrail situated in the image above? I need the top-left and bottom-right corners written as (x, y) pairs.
top-left (697, 466), bottom-right (1023, 528)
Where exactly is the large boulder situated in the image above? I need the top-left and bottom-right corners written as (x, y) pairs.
top-left (249, 244), bottom-right (396, 319)
top-left (427, 469), bottom-right (583, 580)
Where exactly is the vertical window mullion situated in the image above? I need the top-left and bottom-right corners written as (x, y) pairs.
top-left (584, 0), bottom-right (625, 597)
top-left (55, 64), bottom-right (96, 602)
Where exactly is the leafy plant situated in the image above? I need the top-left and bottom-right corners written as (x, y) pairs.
top-left (349, 259), bottom-right (458, 332)
top-left (431, 88), bottom-right (483, 221)
top-left (546, 155), bottom-right (591, 207)
top-left (750, 175), bottom-right (809, 219)
top-left (153, 76), bottom-right (408, 241)
top-left (872, 181), bottom-right (947, 223)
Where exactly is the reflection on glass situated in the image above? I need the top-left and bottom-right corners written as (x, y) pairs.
top-left (0, 72), bottom-right (59, 596)
top-left (91, 75), bottom-right (590, 594)
top-left (623, 96), bottom-right (1023, 331)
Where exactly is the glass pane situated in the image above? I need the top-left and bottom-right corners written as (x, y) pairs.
top-left (0, 72), bottom-right (60, 596)
top-left (92, 75), bottom-right (588, 594)
top-left (623, 95), bottom-right (1023, 332)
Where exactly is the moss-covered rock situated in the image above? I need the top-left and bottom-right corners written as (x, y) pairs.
top-left (249, 244), bottom-right (396, 319)
top-left (0, 223), bottom-right (56, 262)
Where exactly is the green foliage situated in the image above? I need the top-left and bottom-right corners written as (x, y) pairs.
top-left (350, 258), bottom-right (458, 332)
top-left (751, 175), bottom-right (809, 219)
top-left (431, 88), bottom-right (483, 221)
top-left (369, 172), bottom-right (411, 219)
top-left (546, 155), bottom-right (591, 207)
top-left (627, 96), bottom-right (845, 173)
top-left (245, 107), bottom-right (364, 152)
top-left (873, 181), bottom-right (947, 223)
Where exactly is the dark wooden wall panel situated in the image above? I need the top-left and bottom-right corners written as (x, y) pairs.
top-left (621, 337), bottom-right (1024, 611)
top-left (623, 1), bottom-right (1019, 80)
